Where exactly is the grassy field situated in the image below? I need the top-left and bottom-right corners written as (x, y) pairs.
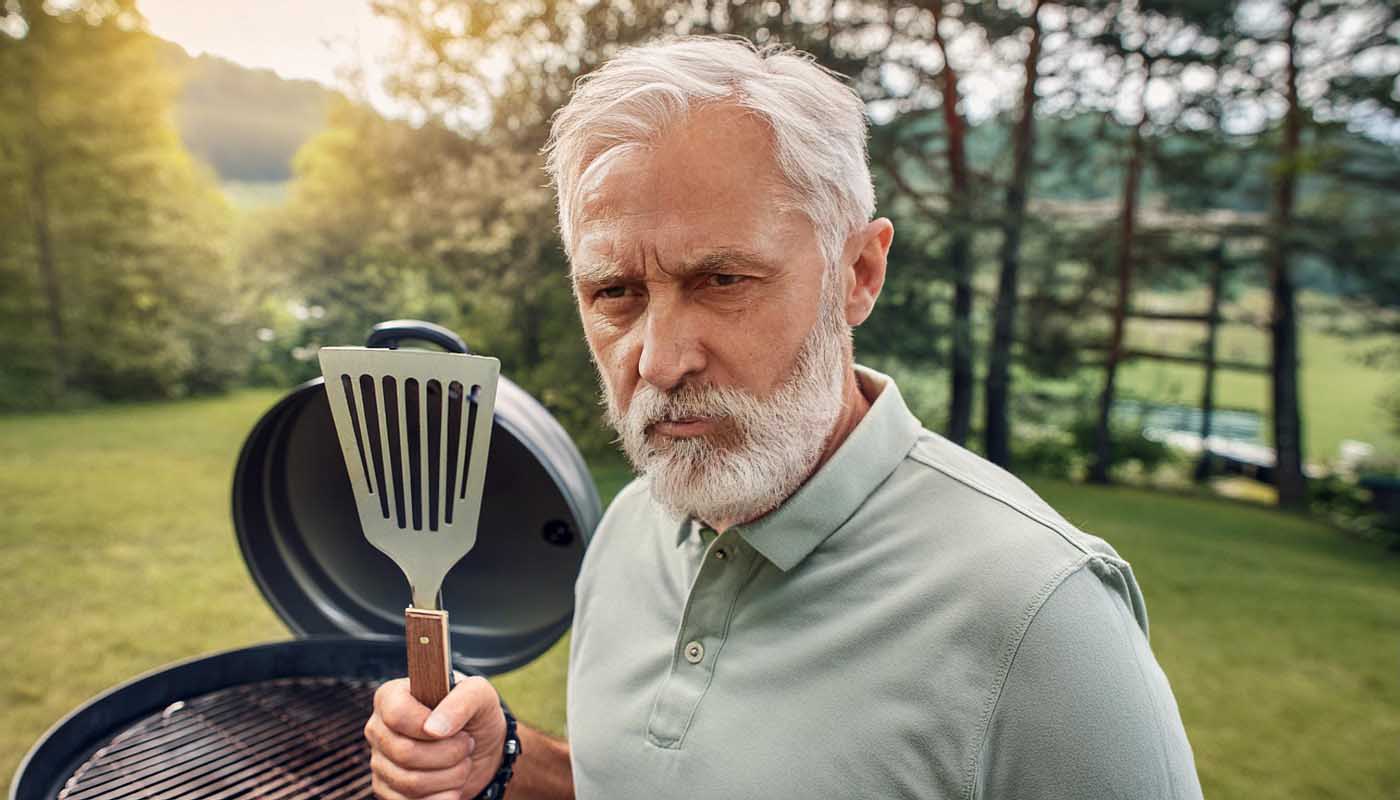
top-left (2, 391), bottom-right (1398, 797)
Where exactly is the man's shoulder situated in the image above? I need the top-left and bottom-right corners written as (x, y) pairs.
top-left (843, 425), bottom-right (1143, 630)
top-left (893, 427), bottom-right (1124, 562)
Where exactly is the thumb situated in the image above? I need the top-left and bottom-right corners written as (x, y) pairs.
top-left (422, 675), bottom-right (500, 739)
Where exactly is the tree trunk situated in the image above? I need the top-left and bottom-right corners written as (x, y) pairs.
top-left (1194, 243), bottom-right (1226, 483)
top-left (22, 65), bottom-right (67, 400)
top-left (1268, 0), bottom-right (1307, 509)
top-left (1088, 65), bottom-right (1150, 485)
top-left (949, 238), bottom-right (974, 446)
top-left (931, 0), bottom-right (974, 447)
top-left (984, 0), bottom-right (1043, 467)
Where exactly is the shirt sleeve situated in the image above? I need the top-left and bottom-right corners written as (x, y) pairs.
top-left (975, 561), bottom-right (1203, 800)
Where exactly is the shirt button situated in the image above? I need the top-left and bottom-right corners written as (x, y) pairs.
top-left (683, 641), bottom-right (705, 664)
top-left (713, 548), bottom-right (728, 561)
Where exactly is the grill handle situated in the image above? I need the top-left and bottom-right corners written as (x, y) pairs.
top-left (405, 608), bottom-right (454, 709)
top-left (367, 319), bottom-right (470, 355)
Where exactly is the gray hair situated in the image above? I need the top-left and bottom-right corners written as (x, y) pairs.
top-left (543, 36), bottom-right (875, 271)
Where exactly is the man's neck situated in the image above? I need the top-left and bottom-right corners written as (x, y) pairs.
top-left (706, 366), bottom-right (874, 533)
top-left (815, 366), bottom-right (875, 474)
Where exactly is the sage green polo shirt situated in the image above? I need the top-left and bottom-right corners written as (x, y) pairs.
top-left (567, 367), bottom-right (1202, 799)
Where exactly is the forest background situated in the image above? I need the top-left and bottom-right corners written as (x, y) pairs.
top-left (5, 2), bottom-right (1400, 796)
top-left (3, 0), bottom-right (1399, 513)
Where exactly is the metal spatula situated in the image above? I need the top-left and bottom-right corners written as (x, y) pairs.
top-left (318, 346), bottom-right (500, 708)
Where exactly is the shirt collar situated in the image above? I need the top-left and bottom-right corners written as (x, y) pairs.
top-left (668, 364), bottom-right (923, 571)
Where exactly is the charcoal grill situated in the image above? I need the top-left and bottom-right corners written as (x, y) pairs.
top-left (61, 678), bottom-right (376, 800)
top-left (11, 321), bottom-right (602, 800)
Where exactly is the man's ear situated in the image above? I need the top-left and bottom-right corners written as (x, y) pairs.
top-left (841, 218), bottom-right (893, 328)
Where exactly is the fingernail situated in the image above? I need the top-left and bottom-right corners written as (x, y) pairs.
top-left (423, 714), bottom-right (451, 737)
top-left (464, 735), bottom-right (476, 755)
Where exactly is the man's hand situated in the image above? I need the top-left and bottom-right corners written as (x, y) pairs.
top-left (365, 676), bottom-right (506, 800)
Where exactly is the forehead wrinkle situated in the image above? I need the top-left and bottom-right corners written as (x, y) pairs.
top-left (644, 240), bottom-right (680, 280)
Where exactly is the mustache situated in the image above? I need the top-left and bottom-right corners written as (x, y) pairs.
top-left (623, 381), bottom-right (760, 432)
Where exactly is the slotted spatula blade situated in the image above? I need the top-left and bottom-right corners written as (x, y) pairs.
top-left (318, 346), bottom-right (500, 707)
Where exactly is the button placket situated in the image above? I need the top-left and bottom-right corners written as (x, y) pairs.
top-left (647, 531), bottom-right (756, 748)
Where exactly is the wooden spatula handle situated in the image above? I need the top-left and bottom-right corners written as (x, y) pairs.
top-left (405, 608), bottom-right (453, 709)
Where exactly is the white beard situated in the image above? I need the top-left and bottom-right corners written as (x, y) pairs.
top-left (602, 278), bottom-right (851, 526)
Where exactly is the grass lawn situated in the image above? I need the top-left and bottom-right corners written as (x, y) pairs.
top-left (3, 391), bottom-right (1398, 797)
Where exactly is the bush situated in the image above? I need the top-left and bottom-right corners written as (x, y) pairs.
top-left (1309, 472), bottom-right (1400, 549)
top-left (1012, 425), bottom-right (1085, 479)
top-left (1068, 414), bottom-right (1180, 480)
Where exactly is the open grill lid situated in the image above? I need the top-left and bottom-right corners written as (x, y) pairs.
top-left (231, 320), bottom-right (602, 675)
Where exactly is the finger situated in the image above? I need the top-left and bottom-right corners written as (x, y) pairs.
top-left (371, 751), bottom-right (471, 797)
top-left (370, 772), bottom-right (463, 800)
top-left (369, 774), bottom-right (405, 800)
top-left (373, 678), bottom-right (411, 715)
top-left (374, 679), bottom-right (436, 740)
top-left (366, 713), bottom-right (475, 770)
top-left (373, 727), bottom-right (475, 771)
top-left (422, 676), bottom-right (499, 739)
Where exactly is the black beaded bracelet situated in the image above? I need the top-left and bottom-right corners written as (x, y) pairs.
top-left (472, 703), bottom-right (521, 800)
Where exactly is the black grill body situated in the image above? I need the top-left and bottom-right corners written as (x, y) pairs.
top-left (14, 639), bottom-right (458, 800)
top-left (11, 321), bottom-right (600, 800)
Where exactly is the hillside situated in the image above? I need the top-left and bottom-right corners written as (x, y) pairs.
top-left (153, 38), bottom-right (337, 183)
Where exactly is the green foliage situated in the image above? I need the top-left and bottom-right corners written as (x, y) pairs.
top-left (1011, 424), bottom-right (1084, 479)
top-left (0, 2), bottom-right (247, 409)
top-left (1069, 408), bottom-right (1179, 479)
top-left (1384, 386), bottom-right (1400, 440)
top-left (240, 99), bottom-right (613, 452)
top-left (3, 0), bottom-right (1398, 491)
top-left (1308, 472), bottom-right (1400, 549)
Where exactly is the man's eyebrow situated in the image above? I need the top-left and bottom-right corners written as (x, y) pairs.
top-left (680, 248), bottom-right (778, 276)
top-left (571, 259), bottom-right (635, 286)
top-left (572, 247), bottom-right (777, 287)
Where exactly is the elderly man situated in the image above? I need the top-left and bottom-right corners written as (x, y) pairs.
top-left (365, 37), bottom-right (1203, 800)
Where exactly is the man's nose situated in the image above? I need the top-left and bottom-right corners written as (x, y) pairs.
top-left (637, 300), bottom-right (705, 393)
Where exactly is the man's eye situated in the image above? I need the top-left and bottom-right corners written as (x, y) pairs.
top-left (706, 273), bottom-right (744, 288)
top-left (596, 285), bottom-right (628, 300)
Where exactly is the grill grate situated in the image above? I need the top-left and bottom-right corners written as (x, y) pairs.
top-left (59, 677), bottom-right (381, 800)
